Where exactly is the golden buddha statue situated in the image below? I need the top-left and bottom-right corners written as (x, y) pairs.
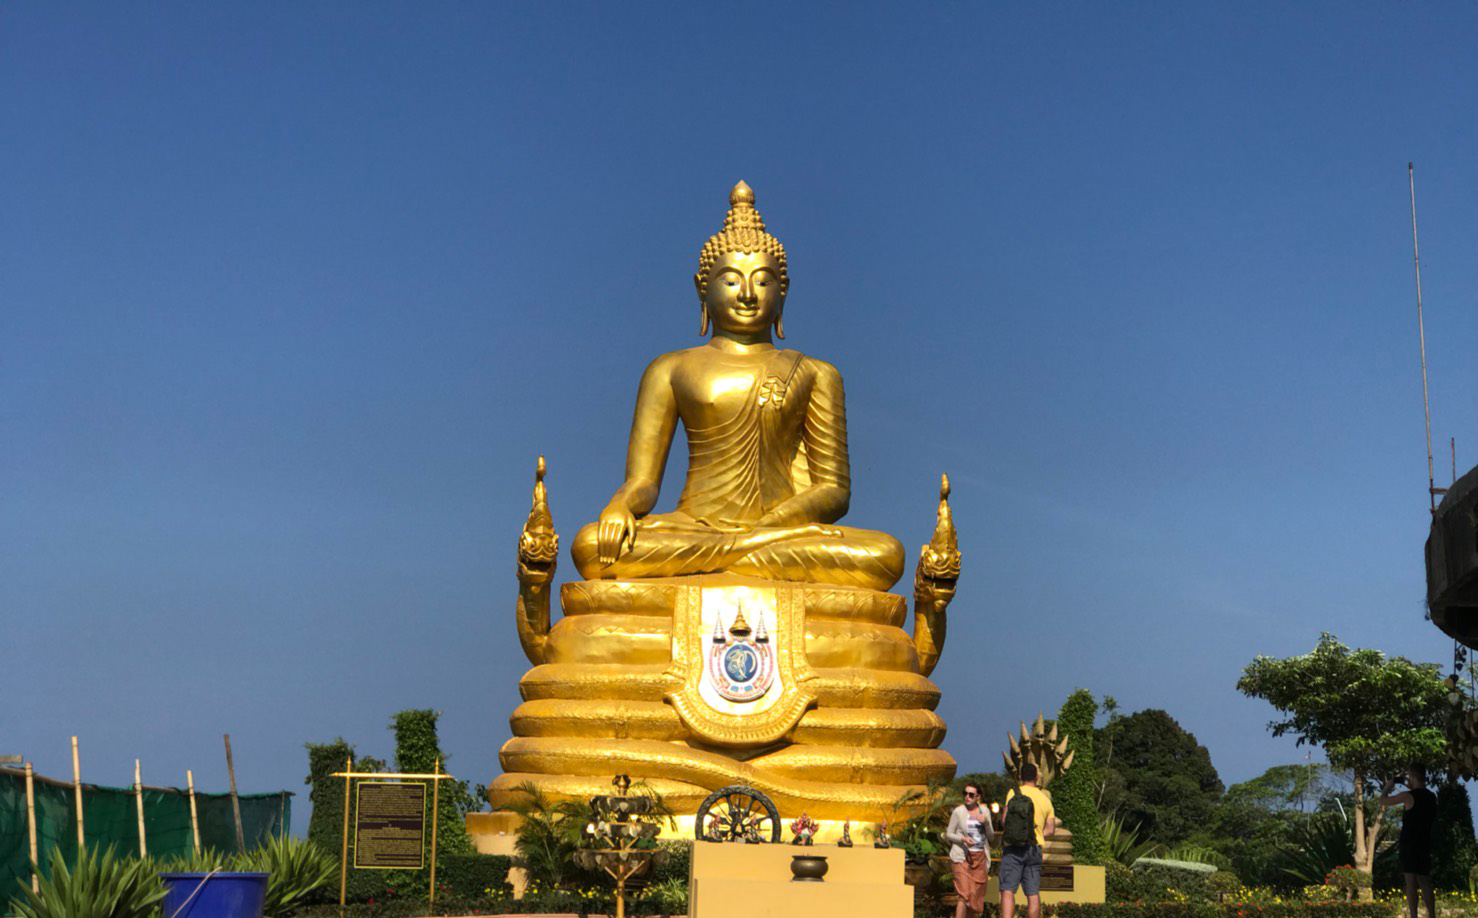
top-left (487, 182), bottom-right (963, 831)
top-left (569, 180), bottom-right (905, 592)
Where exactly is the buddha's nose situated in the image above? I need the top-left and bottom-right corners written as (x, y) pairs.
top-left (738, 281), bottom-right (757, 304)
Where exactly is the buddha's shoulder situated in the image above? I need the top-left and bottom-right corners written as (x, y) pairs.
top-left (794, 352), bottom-right (841, 380)
top-left (637, 348), bottom-right (697, 376)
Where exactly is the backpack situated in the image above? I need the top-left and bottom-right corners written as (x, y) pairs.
top-left (1002, 787), bottom-right (1036, 847)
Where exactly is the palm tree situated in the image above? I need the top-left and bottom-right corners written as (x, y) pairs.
top-left (494, 781), bottom-right (591, 890)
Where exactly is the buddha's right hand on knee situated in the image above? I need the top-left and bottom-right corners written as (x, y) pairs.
top-left (596, 500), bottom-right (637, 564)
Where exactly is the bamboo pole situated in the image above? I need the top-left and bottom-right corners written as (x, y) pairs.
top-left (71, 736), bottom-right (84, 852)
top-left (224, 734), bottom-right (245, 852)
top-left (428, 758), bottom-right (441, 908)
top-left (339, 755), bottom-right (352, 918)
top-left (187, 770), bottom-right (201, 854)
top-left (25, 762), bottom-right (39, 894)
top-left (134, 759), bottom-right (147, 858)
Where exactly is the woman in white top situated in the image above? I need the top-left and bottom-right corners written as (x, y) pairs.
top-left (944, 781), bottom-right (996, 918)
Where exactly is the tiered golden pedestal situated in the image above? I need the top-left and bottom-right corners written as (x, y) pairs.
top-left (478, 574), bottom-right (955, 830)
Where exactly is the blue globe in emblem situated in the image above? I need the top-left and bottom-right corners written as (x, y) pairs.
top-left (723, 644), bottom-right (759, 682)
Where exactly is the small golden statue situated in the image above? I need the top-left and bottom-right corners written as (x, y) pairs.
top-left (491, 183), bottom-right (963, 829)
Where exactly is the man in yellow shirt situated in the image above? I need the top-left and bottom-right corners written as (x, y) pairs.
top-left (1000, 763), bottom-right (1056, 918)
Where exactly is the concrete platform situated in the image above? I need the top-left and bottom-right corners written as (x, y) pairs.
top-left (690, 843), bottom-right (911, 918)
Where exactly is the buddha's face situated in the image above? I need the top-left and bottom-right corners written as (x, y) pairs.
top-left (699, 250), bottom-right (784, 339)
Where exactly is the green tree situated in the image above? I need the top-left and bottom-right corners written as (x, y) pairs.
top-left (1053, 689), bottom-right (1105, 864)
top-left (305, 739), bottom-right (389, 855)
top-left (1095, 708), bottom-right (1223, 847)
top-left (1204, 763), bottom-right (1398, 888)
top-left (303, 739), bottom-right (386, 902)
top-left (391, 709), bottom-right (476, 858)
top-left (1237, 764), bottom-right (1331, 811)
top-left (1431, 780), bottom-right (1478, 890)
top-left (305, 738), bottom-right (356, 856)
top-left (1236, 633), bottom-right (1448, 875)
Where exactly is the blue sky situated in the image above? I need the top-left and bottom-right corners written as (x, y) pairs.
top-left (4, 3), bottom-right (1477, 827)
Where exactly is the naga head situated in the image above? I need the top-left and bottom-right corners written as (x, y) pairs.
top-left (518, 456), bottom-right (559, 582)
top-left (917, 474), bottom-right (961, 585)
top-left (1003, 712), bottom-right (1074, 789)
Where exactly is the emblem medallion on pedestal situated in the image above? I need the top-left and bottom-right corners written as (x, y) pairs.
top-left (665, 582), bottom-right (817, 747)
top-left (707, 603), bottom-right (775, 702)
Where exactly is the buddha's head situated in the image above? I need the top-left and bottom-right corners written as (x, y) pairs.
top-left (695, 181), bottom-right (789, 339)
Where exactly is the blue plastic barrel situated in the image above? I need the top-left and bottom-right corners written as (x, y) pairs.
top-left (159, 872), bottom-right (268, 918)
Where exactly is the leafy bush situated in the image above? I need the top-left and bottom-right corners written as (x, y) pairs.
top-left (1056, 689), bottom-right (1106, 865)
top-left (303, 737), bottom-right (387, 902)
top-left (645, 873), bottom-right (688, 916)
top-left (1132, 857), bottom-right (1218, 901)
top-left (305, 738), bottom-right (358, 854)
top-left (1323, 865), bottom-right (1372, 900)
top-left (1051, 904), bottom-right (1396, 918)
top-left (1105, 859), bottom-right (1143, 902)
top-left (1165, 844), bottom-right (1234, 870)
top-left (647, 840), bottom-right (690, 887)
top-left (390, 709), bottom-right (477, 856)
top-left (435, 852), bottom-right (513, 899)
top-left (10, 845), bottom-right (164, 918)
top-left (1207, 870), bottom-right (1241, 901)
top-left (156, 835), bottom-right (337, 913)
top-left (237, 834), bottom-right (339, 913)
top-left (158, 846), bottom-right (232, 873)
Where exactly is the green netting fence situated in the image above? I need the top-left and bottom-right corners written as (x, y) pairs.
top-left (0, 766), bottom-right (291, 891)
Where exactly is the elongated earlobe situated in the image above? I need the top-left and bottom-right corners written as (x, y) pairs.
top-left (700, 308), bottom-right (709, 337)
top-left (774, 313), bottom-right (784, 340)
